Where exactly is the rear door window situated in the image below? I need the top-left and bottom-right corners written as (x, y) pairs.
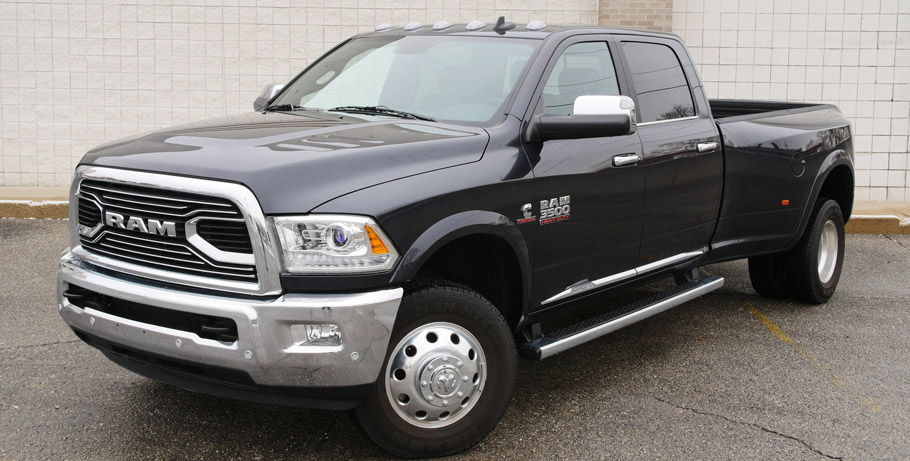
top-left (621, 41), bottom-right (695, 123)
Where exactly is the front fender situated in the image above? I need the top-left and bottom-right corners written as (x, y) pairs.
top-left (389, 210), bottom-right (532, 316)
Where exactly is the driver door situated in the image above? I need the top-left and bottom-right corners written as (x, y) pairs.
top-left (521, 36), bottom-right (645, 312)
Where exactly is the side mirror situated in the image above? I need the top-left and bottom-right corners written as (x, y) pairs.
top-left (253, 83), bottom-right (285, 111)
top-left (526, 95), bottom-right (637, 142)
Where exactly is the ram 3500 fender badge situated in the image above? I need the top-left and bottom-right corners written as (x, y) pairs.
top-left (104, 211), bottom-right (178, 237)
top-left (517, 203), bottom-right (537, 224)
top-left (540, 195), bottom-right (570, 225)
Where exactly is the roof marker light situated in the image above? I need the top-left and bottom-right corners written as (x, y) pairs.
top-left (404, 21), bottom-right (424, 31)
top-left (375, 23), bottom-right (394, 32)
top-left (526, 21), bottom-right (547, 31)
top-left (465, 20), bottom-right (486, 31)
top-left (432, 20), bottom-right (452, 31)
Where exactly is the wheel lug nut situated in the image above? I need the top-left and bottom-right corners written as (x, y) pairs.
top-left (427, 365), bottom-right (434, 371)
top-left (443, 400), bottom-right (448, 405)
top-left (457, 361), bottom-right (463, 367)
top-left (457, 391), bottom-right (463, 397)
top-left (462, 376), bottom-right (469, 381)
top-left (427, 395), bottom-right (434, 401)
top-left (443, 357), bottom-right (448, 362)
top-left (421, 380), bottom-right (428, 387)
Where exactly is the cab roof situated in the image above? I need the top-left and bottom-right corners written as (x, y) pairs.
top-left (354, 22), bottom-right (680, 41)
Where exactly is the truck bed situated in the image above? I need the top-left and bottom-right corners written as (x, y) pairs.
top-left (707, 100), bottom-right (853, 263)
top-left (709, 99), bottom-right (835, 123)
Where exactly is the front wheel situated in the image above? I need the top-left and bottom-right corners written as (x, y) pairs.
top-left (788, 199), bottom-right (846, 304)
top-left (355, 281), bottom-right (517, 458)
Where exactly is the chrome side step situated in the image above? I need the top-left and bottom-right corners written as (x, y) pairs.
top-left (520, 276), bottom-right (724, 360)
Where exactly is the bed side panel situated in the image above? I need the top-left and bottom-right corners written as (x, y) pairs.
top-left (707, 107), bottom-right (852, 263)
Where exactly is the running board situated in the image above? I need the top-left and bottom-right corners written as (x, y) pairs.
top-left (520, 276), bottom-right (724, 360)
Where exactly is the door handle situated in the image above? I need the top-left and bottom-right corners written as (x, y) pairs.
top-left (697, 142), bottom-right (718, 153)
top-left (612, 153), bottom-right (641, 167)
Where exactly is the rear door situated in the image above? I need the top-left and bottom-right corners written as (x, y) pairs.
top-left (615, 36), bottom-right (723, 270)
top-left (520, 35), bottom-right (645, 310)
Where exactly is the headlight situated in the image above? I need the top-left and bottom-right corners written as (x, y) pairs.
top-left (272, 215), bottom-right (399, 274)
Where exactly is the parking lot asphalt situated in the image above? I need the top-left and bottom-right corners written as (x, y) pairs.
top-left (1, 218), bottom-right (908, 460)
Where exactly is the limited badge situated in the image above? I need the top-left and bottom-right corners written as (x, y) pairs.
top-left (539, 195), bottom-right (570, 225)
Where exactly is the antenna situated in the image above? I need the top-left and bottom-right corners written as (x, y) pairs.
top-left (493, 16), bottom-right (516, 34)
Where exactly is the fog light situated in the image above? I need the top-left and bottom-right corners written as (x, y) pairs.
top-left (290, 324), bottom-right (342, 347)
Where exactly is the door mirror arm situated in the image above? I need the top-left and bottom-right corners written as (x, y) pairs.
top-left (253, 83), bottom-right (285, 111)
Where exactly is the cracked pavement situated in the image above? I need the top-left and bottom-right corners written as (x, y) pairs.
top-left (1, 219), bottom-right (909, 459)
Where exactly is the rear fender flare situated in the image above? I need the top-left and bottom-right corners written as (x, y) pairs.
top-left (788, 149), bottom-right (854, 249)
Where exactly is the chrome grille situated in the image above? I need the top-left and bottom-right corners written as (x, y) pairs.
top-left (195, 220), bottom-right (254, 253)
top-left (76, 179), bottom-right (257, 283)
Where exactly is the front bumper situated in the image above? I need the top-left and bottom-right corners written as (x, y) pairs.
top-left (57, 252), bottom-right (402, 394)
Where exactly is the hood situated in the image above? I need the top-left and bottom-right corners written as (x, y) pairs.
top-left (82, 112), bottom-right (489, 213)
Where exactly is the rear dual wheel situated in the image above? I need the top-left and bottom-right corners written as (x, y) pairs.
top-left (355, 281), bottom-right (516, 458)
top-left (748, 199), bottom-right (846, 304)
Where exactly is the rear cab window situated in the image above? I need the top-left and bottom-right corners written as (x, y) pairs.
top-left (620, 41), bottom-right (695, 123)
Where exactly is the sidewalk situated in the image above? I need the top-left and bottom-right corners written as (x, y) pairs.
top-left (1, 186), bottom-right (908, 234)
top-left (849, 201), bottom-right (910, 234)
top-left (0, 186), bottom-right (69, 219)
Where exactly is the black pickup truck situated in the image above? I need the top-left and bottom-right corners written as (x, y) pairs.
top-left (57, 20), bottom-right (854, 458)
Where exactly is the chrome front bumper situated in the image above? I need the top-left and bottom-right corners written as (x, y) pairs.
top-left (57, 252), bottom-right (402, 388)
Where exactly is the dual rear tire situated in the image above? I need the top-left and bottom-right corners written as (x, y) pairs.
top-left (748, 199), bottom-right (846, 304)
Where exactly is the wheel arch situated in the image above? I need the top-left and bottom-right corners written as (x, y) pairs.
top-left (788, 149), bottom-right (854, 248)
top-left (389, 211), bottom-right (531, 330)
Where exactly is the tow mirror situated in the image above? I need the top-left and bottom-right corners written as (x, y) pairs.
top-left (526, 95), bottom-right (637, 142)
top-left (253, 83), bottom-right (285, 111)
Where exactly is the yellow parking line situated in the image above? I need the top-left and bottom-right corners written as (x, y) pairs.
top-left (747, 303), bottom-right (882, 413)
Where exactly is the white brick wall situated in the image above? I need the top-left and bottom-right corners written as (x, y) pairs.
top-left (675, 0), bottom-right (910, 202)
top-left (0, 0), bottom-right (598, 187)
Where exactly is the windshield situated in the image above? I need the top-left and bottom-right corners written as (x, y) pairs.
top-left (270, 35), bottom-right (539, 124)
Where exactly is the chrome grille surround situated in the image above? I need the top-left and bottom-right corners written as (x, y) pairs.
top-left (69, 166), bottom-right (282, 296)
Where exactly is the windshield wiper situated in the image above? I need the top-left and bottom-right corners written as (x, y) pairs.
top-left (263, 104), bottom-right (320, 112)
top-left (328, 106), bottom-right (435, 122)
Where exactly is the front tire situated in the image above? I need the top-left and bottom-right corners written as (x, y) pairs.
top-left (788, 199), bottom-right (846, 304)
top-left (355, 281), bottom-right (517, 458)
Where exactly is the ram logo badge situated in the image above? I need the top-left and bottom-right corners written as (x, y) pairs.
top-left (104, 211), bottom-right (177, 237)
top-left (540, 195), bottom-right (570, 225)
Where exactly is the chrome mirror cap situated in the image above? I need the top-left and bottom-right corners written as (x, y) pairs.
top-left (572, 95), bottom-right (637, 130)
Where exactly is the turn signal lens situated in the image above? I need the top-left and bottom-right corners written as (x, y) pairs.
top-left (365, 225), bottom-right (389, 254)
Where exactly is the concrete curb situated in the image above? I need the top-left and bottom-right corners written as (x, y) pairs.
top-left (0, 200), bottom-right (69, 219)
top-left (2, 200), bottom-right (909, 235)
top-left (845, 215), bottom-right (910, 235)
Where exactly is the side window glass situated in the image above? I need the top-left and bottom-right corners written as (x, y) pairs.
top-left (542, 42), bottom-right (620, 116)
top-left (621, 41), bottom-right (695, 123)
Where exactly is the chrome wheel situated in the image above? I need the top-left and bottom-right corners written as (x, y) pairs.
top-left (817, 220), bottom-right (838, 284)
top-left (384, 321), bottom-right (486, 428)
